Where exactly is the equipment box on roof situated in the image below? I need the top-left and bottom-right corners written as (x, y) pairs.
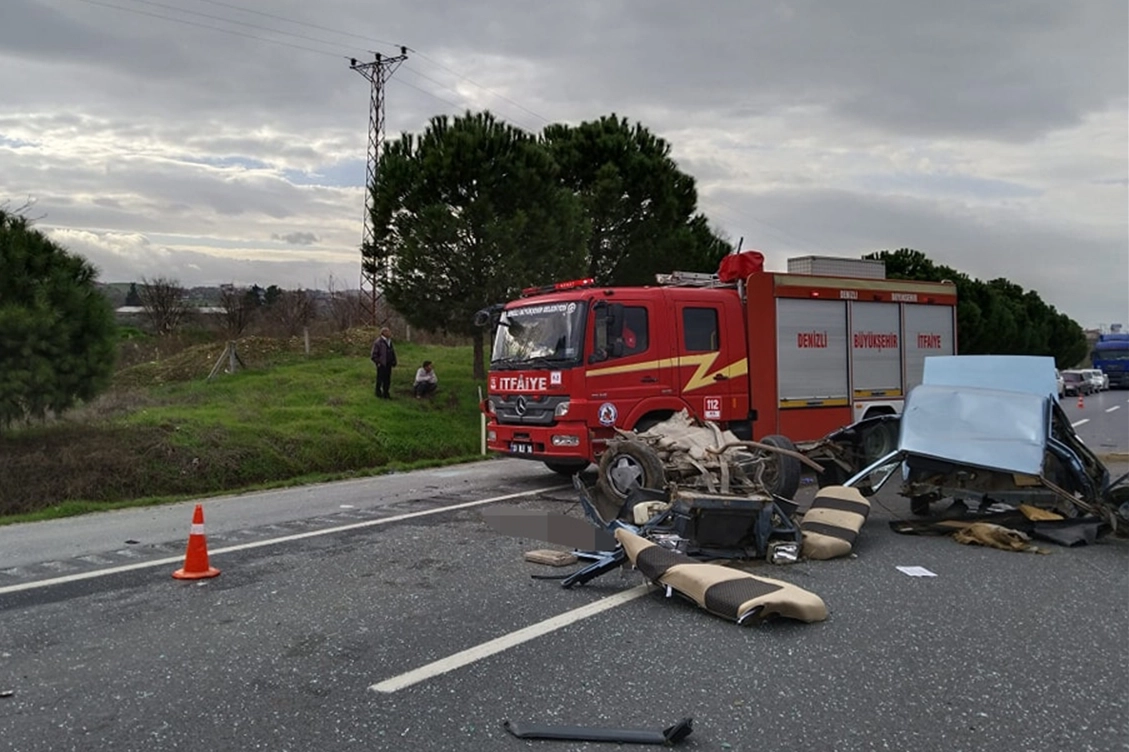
top-left (787, 255), bottom-right (886, 279)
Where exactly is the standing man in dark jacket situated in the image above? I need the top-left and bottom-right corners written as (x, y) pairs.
top-left (370, 327), bottom-right (397, 399)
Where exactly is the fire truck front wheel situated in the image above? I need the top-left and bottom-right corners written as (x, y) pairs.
top-left (597, 439), bottom-right (666, 502)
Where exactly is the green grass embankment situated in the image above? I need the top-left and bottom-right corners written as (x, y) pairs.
top-left (0, 331), bottom-right (487, 523)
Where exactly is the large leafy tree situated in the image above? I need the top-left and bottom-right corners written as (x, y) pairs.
top-left (542, 115), bottom-right (731, 285)
top-left (370, 111), bottom-right (589, 378)
top-left (866, 248), bottom-right (1087, 367)
top-left (0, 208), bottom-right (117, 430)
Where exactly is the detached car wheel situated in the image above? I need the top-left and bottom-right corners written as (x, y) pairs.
top-left (758, 434), bottom-right (802, 499)
top-left (596, 439), bottom-right (666, 502)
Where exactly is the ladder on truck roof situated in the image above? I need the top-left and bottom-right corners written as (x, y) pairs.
top-left (654, 270), bottom-right (736, 288)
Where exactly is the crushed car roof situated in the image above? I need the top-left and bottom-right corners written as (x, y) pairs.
top-left (900, 355), bottom-right (1059, 476)
top-left (922, 354), bottom-right (1058, 399)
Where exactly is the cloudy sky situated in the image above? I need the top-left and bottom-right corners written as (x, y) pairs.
top-left (1, 0), bottom-right (1126, 328)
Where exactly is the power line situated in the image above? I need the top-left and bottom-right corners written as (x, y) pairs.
top-left (408, 50), bottom-right (552, 126)
top-left (68, 0), bottom-right (352, 59)
top-left (166, 0), bottom-right (555, 126)
top-left (66, 0), bottom-right (536, 129)
top-left (391, 76), bottom-right (470, 114)
top-left (112, 0), bottom-right (370, 55)
top-left (400, 65), bottom-right (543, 132)
top-left (195, 0), bottom-right (401, 50)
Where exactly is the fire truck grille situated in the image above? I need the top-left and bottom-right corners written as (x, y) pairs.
top-left (493, 395), bottom-right (569, 426)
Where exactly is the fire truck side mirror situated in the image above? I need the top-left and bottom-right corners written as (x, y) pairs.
top-left (473, 304), bottom-right (505, 328)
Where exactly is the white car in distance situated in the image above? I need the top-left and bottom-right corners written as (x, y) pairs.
top-left (1081, 368), bottom-right (1107, 392)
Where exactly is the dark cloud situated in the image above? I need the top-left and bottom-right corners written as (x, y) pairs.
top-left (300, 0), bottom-right (1126, 141)
top-left (8, 0), bottom-right (1119, 140)
top-left (707, 186), bottom-right (1129, 327)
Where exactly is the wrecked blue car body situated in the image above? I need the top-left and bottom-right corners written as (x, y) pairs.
top-left (835, 355), bottom-right (1127, 532)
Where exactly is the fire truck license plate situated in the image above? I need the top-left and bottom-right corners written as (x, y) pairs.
top-left (509, 442), bottom-right (534, 454)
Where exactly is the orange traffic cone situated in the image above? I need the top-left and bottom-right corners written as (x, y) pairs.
top-left (173, 504), bottom-right (220, 580)
top-left (1077, 392), bottom-right (1085, 409)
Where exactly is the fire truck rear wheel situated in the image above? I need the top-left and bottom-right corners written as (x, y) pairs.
top-left (859, 418), bottom-right (897, 464)
top-left (543, 460), bottom-right (590, 476)
top-left (759, 434), bottom-right (802, 499)
top-left (596, 439), bottom-right (666, 502)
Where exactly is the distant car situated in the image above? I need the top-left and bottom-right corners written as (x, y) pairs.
top-left (1055, 370), bottom-right (1065, 398)
top-left (1062, 370), bottom-right (1094, 396)
top-left (1080, 368), bottom-right (1107, 392)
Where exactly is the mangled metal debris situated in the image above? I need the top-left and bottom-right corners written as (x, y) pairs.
top-left (598, 410), bottom-right (821, 504)
top-left (503, 716), bottom-right (693, 746)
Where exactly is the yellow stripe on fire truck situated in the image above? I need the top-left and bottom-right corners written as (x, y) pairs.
top-left (587, 353), bottom-right (749, 393)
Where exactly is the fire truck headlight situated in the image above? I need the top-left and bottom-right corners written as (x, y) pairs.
top-left (487, 430), bottom-right (496, 442)
top-left (553, 401), bottom-right (571, 418)
top-left (551, 434), bottom-right (580, 447)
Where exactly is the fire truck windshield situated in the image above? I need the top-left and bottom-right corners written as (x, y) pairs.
top-left (490, 301), bottom-right (585, 369)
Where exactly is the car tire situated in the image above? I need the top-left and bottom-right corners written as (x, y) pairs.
top-left (596, 439), bottom-right (666, 503)
top-left (758, 434), bottom-right (802, 499)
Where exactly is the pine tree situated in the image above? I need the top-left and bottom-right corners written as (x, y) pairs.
top-left (0, 209), bottom-right (117, 430)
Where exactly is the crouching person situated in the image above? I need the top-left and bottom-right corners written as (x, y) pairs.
top-left (413, 360), bottom-right (438, 398)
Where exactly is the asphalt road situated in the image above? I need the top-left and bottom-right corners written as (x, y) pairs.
top-left (1, 456), bottom-right (1126, 752)
top-left (1058, 388), bottom-right (1129, 456)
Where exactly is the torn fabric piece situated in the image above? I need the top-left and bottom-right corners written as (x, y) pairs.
top-left (951, 522), bottom-right (1043, 553)
top-left (1018, 504), bottom-right (1063, 521)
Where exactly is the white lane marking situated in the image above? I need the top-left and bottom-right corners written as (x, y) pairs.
top-left (1072, 419), bottom-right (1090, 427)
top-left (0, 486), bottom-right (565, 596)
top-left (370, 585), bottom-right (652, 693)
top-left (1105, 405), bottom-right (1121, 413)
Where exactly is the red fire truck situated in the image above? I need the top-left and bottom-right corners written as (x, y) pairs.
top-left (479, 251), bottom-right (957, 478)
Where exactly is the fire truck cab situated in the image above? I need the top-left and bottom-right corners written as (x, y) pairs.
top-left (479, 253), bottom-right (957, 476)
